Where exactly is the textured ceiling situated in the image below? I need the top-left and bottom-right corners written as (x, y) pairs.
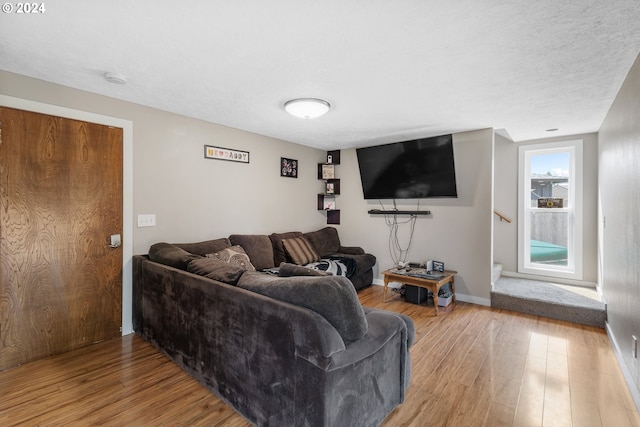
top-left (1, 1), bottom-right (639, 150)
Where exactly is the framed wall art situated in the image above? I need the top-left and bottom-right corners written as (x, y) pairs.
top-left (281, 157), bottom-right (298, 178)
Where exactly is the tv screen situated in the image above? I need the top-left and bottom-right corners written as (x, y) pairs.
top-left (356, 134), bottom-right (457, 199)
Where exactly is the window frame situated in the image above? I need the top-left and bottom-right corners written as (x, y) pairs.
top-left (517, 140), bottom-right (583, 280)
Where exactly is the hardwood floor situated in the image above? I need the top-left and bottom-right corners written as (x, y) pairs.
top-left (1, 285), bottom-right (639, 426)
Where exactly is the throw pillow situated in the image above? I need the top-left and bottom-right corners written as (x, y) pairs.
top-left (187, 257), bottom-right (245, 285)
top-left (229, 234), bottom-right (275, 270)
top-left (174, 238), bottom-right (231, 256)
top-left (269, 231), bottom-right (304, 265)
top-left (282, 237), bottom-right (320, 265)
top-left (207, 245), bottom-right (256, 271)
top-left (278, 262), bottom-right (330, 277)
top-left (148, 242), bottom-right (202, 270)
top-left (303, 227), bottom-right (341, 257)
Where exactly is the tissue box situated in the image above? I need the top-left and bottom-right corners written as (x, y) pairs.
top-left (437, 293), bottom-right (454, 307)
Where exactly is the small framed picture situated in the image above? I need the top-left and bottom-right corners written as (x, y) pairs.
top-left (432, 260), bottom-right (445, 272)
top-left (326, 182), bottom-right (335, 194)
top-left (323, 199), bottom-right (336, 210)
top-left (281, 157), bottom-right (298, 178)
top-left (321, 164), bottom-right (335, 179)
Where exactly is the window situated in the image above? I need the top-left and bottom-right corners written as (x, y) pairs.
top-left (518, 140), bottom-right (583, 280)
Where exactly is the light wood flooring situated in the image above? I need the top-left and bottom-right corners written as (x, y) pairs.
top-left (1, 285), bottom-right (639, 427)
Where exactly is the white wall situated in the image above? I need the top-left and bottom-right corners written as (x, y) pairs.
top-left (0, 71), bottom-right (498, 314)
top-left (0, 71), bottom-right (328, 255)
top-left (493, 132), bottom-right (599, 284)
top-left (338, 128), bottom-right (495, 304)
top-left (599, 53), bottom-right (640, 408)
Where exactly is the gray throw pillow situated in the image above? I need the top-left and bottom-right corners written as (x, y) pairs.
top-left (229, 234), bottom-right (275, 270)
top-left (187, 257), bottom-right (245, 285)
top-left (149, 242), bottom-right (202, 270)
top-left (237, 272), bottom-right (367, 342)
top-left (207, 245), bottom-right (256, 271)
top-left (303, 227), bottom-right (341, 257)
top-left (174, 238), bottom-right (232, 256)
top-left (278, 262), bottom-right (330, 277)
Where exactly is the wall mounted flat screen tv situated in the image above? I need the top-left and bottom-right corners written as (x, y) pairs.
top-left (356, 134), bottom-right (457, 199)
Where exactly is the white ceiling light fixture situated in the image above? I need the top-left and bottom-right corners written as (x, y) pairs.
top-left (104, 72), bottom-right (127, 84)
top-left (284, 98), bottom-right (330, 119)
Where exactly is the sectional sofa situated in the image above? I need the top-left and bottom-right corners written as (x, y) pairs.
top-left (132, 227), bottom-right (415, 426)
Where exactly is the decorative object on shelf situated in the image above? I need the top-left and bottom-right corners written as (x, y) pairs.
top-left (326, 182), bottom-right (335, 194)
top-left (204, 145), bottom-right (250, 163)
top-left (320, 164), bottom-right (335, 179)
top-left (323, 197), bottom-right (336, 210)
top-left (280, 157), bottom-right (298, 178)
top-left (284, 98), bottom-right (331, 119)
top-left (327, 150), bottom-right (341, 165)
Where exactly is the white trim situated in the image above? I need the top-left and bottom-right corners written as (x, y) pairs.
top-left (518, 140), bottom-right (583, 280)
top-left (606, 322), bottom-right (640, 412)
top-left (0, 95), bottom-right (134, 335)
top-left (456, 294), bottom-right (491, 307)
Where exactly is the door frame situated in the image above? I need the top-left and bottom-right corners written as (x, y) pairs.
top-left (0, 95), bottom-right (134, 335)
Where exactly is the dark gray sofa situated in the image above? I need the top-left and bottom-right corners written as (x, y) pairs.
top-left (133, 235), bottom-right (414, 426)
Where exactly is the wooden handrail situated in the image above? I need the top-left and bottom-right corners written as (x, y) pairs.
top-left (494, 210), bottom-right (512, 223)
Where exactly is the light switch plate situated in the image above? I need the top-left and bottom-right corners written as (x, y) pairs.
top-left (137, 214), bottom-right (156, 227)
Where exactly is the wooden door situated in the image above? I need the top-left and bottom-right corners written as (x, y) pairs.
top-left (0, 107), bottom-right (123, 370)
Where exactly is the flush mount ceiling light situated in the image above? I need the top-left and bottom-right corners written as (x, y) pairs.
top-left (104, 72), bottom-right (127, 85)
top-left (284, 98), bottom-right (330, 119)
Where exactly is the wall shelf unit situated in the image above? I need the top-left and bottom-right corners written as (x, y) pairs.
top-left (318, 150), bottom-right (341, 224)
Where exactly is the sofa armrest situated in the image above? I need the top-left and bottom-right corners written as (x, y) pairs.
top-left (337, 245), bottom-right (365, 255)
top-left (134, 256), bottom-right (347, 361)
top-left (320, 308), bottom-right (412, 400)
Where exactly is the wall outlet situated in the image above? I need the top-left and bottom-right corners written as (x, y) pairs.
top-left (633, 335), bottom-right (638, 359)
top-left (137, 214), bottom-right (156, 227)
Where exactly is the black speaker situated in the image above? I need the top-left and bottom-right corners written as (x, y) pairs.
top-left (405, 285), bottom-right (428, 304)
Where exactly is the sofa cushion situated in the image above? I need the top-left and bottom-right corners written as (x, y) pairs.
top-left (173, 238), bottom-right (232, 256)
top-left (237, 272), bottom-right (367, 342)
top-left (303, 227), bottom-right (341, 257)
top-left (269, 231), bottom-right (304, 265)
top-left (207, 245), bottom-right (256, 271)
top-left (282, 237), bottom-right (321, 265)
top-left (148, 242), bottom-right (202, 270)
top-left (229, 234), bottom-right (275, 270)
top-left (187, 257), bottom-right (245, 285)
top-left (278, 262), bottom-right (330, 277)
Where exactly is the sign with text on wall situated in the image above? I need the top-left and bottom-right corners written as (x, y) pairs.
top-left (204, 145), bottom-right (250, 163)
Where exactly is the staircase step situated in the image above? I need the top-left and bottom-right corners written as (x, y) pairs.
top-left (491, 276), bottom-right (606, 328)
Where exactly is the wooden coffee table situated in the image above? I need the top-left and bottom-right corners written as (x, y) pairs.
top-left (382, 268), bottom-right (457, 316)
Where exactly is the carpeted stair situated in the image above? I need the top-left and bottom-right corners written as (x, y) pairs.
top-left (491, 273), bottom-right (606, 328)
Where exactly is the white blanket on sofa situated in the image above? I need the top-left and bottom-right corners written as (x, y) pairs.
top-left (305, 257), bottom-right (351, 277)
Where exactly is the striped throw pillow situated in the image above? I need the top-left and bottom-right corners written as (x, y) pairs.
top-left (282, 237), bottom-right (320, 265)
